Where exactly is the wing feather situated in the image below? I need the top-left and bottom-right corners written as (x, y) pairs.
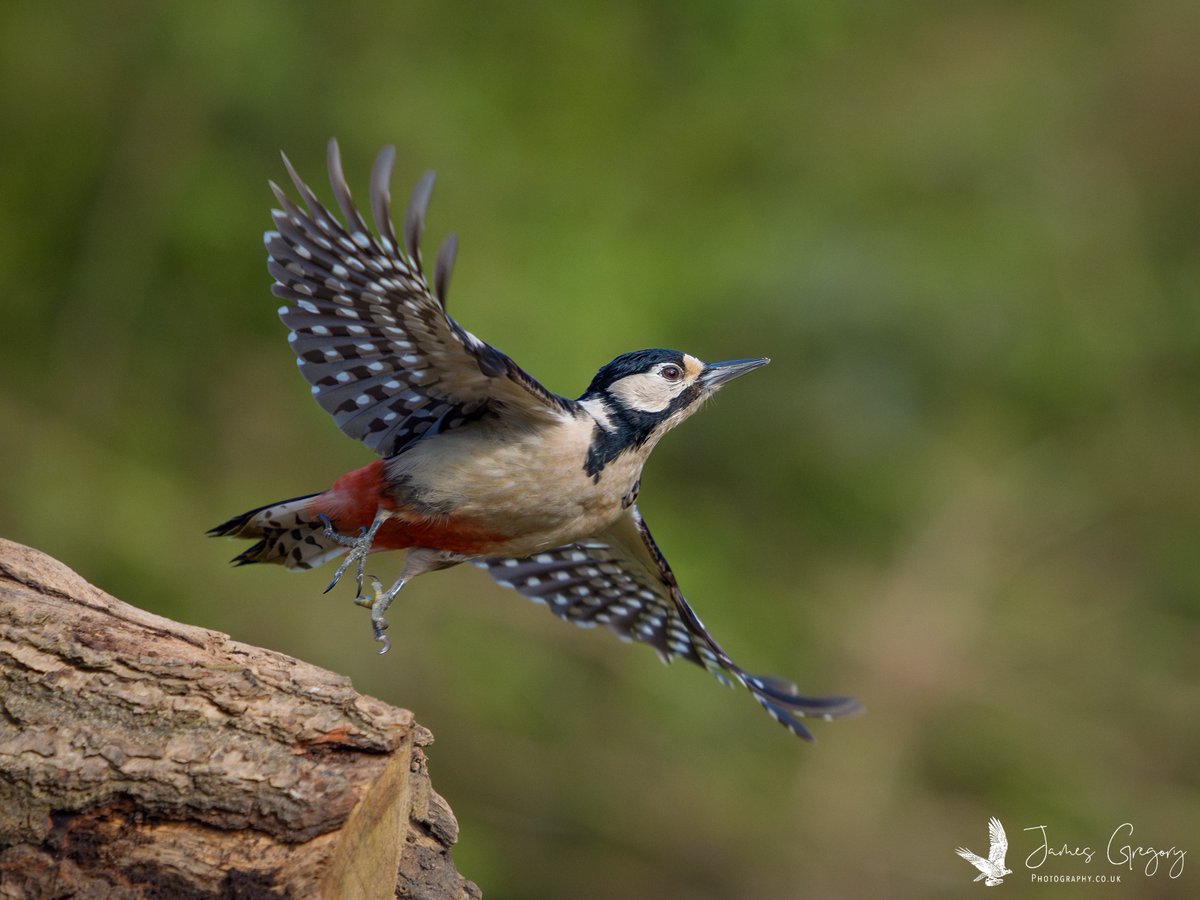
top-left (988, 817), bottom-right (1008, 864)
top-left (267, 139), bottom-right (575, 458)
top-left (475, 505), bottom-right (861, 740)
top-left (326, 139), bottom-right (371, 236)
top-left (369, 145), bottom-right (402, 256)
top-left (401, 167), bottom-right (435, 264)
top-left (955, 848), bottom-right (991, 874)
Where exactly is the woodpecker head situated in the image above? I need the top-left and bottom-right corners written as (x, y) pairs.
top-left (579, 348), bottom-right (769, 478)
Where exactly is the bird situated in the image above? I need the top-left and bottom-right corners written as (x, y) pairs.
top-left (956, 818), bottom-right (1013, 886)
top-left (210, 139), bottom-right (862, 740)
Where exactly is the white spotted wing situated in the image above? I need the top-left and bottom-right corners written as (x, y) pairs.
top-left (267, 139), bottom-right (575, 458)
top-left (475, 504), bottom-right (862, 739)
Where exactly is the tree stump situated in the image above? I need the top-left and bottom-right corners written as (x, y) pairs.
top-left (0, 538), bottom-right (480, 899)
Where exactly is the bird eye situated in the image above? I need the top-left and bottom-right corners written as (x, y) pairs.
top-left (660, 365), bottom-right (683, 382)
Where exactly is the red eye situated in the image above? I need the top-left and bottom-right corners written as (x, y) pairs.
top-left (660, 365), bottom-right (683, 382)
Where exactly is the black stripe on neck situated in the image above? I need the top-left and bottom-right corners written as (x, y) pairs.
top-left (581, 384), bottom-right (701, 480)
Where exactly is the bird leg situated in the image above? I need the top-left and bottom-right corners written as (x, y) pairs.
top-left (319, 507), bottom-right (391, 597)
top-left (359, 548), bottom-right (470, 654)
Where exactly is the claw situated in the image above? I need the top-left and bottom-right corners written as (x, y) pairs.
top-left (373, 612), bottom-right (391, 654)
top-left (318, 509), bottom-right (388, 595)
top-left (315, 530), bottom-right (448, 654)
top-left (354, 573), bottom-right (401, 655)
top-left (318, 513), bottom-right (363, 547)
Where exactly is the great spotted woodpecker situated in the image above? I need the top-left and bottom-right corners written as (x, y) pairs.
top-left (211, 141), bottom-right (860, 739)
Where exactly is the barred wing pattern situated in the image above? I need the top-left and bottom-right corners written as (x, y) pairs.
top-left (475, 505), bottom-right (861, 740)
top-left (268, 139), bottom-right (575, 459)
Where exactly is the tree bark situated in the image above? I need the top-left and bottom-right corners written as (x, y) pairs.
top-left (0, 538), bottom-right (480, 900)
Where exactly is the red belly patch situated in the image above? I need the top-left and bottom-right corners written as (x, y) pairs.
top-left (306, 459), bottom-right (503, 556)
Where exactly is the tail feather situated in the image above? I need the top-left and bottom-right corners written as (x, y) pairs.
top-left (209, 493), bottom-right (346, 570)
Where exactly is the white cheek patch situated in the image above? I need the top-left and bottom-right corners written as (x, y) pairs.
top-left (608, 373), bottom-right (678, 413)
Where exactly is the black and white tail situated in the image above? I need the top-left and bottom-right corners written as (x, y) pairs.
top-left (208, 494), bottom-right (346, 570)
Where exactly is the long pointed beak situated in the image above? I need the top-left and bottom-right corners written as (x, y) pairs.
top-left (699, 357), bottom-right (770, 389)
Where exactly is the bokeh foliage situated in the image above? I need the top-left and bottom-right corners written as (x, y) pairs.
top-left (2, 2), bottom-right (1198, 897)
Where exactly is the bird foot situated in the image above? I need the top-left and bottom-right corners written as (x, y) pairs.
top-left (316, 510), bottom-right (406, 653)
top-left (319, 508), bottom-right (389, 596)
top-left (360, 574), bottom-right (407, 655)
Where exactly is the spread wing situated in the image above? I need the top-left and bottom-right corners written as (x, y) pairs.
top-left (988, 817), bottom-right (1008, 865)
top-left (474, 505), bottom-right (861, 740)
top-left (267, 139), bottom-right (575, 458)
top-left (955, 847), bottom-right (992, 875)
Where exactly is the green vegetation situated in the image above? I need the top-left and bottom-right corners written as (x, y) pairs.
top-left (2, 2), bottom-right (1197, 896)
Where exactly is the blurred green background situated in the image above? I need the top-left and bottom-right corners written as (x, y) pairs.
top-left (2, 1), bottom-right (1198, 897)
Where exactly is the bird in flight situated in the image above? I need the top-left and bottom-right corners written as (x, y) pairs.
top-left (211, 140), bottom-right (861, 739)
top-left (956, 818), bottom-right (1013, 886)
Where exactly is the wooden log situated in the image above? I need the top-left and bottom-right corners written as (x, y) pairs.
top-left (0, 538), bottom-right (480, 899)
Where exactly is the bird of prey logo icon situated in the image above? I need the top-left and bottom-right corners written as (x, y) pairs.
top-left (956, 817), bottom-right (1013, 886)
